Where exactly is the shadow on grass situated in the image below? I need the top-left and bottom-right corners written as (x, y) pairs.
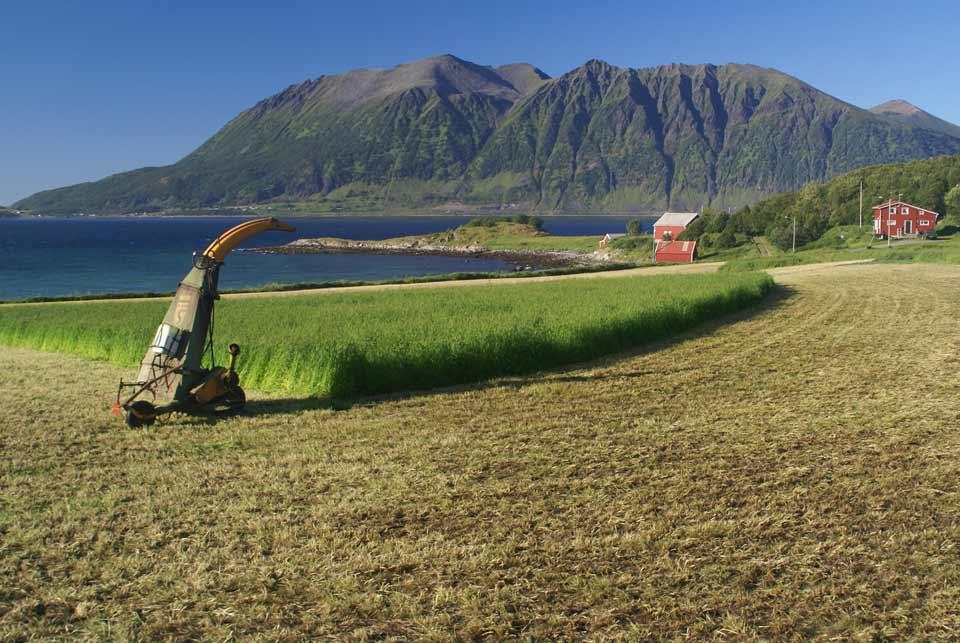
top-left (409, 283), bottom-right (796, 393)
top-left (153, 397), bottom-right (348, 426)
top-left (235, 284), bottom-right (796, 420)
top-left (244, 396), bottom-right (351, 416)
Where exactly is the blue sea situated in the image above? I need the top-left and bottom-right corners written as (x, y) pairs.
top-left (0, 215), bottom-right (655, 300)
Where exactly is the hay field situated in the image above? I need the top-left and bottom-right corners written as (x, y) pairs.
top-left (2, 263), bottom-right (960, 638)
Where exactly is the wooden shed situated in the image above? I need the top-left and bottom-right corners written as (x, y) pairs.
top-left (654, 240), bottom-right (697, 263)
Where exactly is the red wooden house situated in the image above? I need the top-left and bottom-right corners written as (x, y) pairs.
top-left (654, 240), bottom-right (697, 263)
top-left (872, 200), bottom-right (939, 238)
top-left (653, 212), bottom-right (699, 241)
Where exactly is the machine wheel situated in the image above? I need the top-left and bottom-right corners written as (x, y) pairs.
top-left (125, 400), bottom-right (156, 429)
top-left (212, 386), bottom-right (246, 415)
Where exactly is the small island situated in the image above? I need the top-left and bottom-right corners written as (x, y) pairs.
top-left (253, 215), bottom-right (657, 268)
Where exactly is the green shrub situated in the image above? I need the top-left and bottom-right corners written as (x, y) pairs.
top-left (717, 228), bottom-right (737, 248)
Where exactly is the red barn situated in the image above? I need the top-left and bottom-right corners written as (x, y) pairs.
top-left (655, 240), bottom-right (697, 263)
top-left (653, 212), bottom-right (699, 241)
top-left (872, 200), bottom-right (939, 238)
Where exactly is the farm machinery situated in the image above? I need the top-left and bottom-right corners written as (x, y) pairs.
top-left (112, 217), bottom-right (295, 428)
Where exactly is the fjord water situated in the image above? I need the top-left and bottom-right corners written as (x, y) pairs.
top-left (0, 215), bottom-right (650, 300)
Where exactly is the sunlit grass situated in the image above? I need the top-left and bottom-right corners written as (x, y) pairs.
top-left (0, 272), bottom-right (773, 397)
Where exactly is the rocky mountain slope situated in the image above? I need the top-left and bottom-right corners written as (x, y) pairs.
top-left (16, 55), bottom-right (960, 214)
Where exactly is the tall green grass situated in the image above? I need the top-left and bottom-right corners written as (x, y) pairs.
top-left (0, 273), bottom-right (774, 398)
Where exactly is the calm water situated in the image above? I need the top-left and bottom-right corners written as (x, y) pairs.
top-left (0, 215), bottom-right (653, 300)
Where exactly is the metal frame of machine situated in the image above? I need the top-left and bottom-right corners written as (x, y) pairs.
top-left (112, 217), bottom-right (296, 428)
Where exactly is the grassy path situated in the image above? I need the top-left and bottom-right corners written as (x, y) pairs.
top-left (3, 262), bottom-right (960, 638)
top-left (753, 235), bottom-right (777, 256)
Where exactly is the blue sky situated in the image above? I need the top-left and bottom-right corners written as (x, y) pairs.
top-left (2, 0), bottom-right (958, 205)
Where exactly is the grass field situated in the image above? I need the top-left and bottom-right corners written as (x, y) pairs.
top-left (0, 272), bottom-right (772, 398)
top-left (3, 262), bottom-right (960, 638)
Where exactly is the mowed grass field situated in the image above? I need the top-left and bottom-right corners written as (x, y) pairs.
top-left (3, 263), bottom-right (960, 638)
top-left (0, 272), bottom-right (772, 398)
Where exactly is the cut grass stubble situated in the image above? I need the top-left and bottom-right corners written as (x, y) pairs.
top-left (0, 272), bottom-right (774, 398)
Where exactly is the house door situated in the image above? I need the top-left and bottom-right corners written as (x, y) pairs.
top-left (903, 220), bottom-right (913, 235)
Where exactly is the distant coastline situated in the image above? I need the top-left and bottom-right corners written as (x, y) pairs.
top-left (252, 237), bottom-right (608, 268)
top-left (2, 209), bottom-right (659, 220)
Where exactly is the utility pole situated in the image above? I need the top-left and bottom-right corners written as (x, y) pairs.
top-left (785, 214), bottom-right (797, 252)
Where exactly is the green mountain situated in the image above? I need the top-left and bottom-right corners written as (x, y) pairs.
top-left (869, 99), bottom-right (960, 139)
top-left (16, 56), bottom-right (960, 214)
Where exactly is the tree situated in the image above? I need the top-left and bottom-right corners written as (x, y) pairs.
top-left (677, 216), bottom-right (707, 241)
top-left (626, 219), bottom-right (643, 236)
top-left (705, 212), bottom-right (730, 234)
top-left (946, 185), bottom-right (960, 219)
top-left (716, 227), bottom-right (737, 248)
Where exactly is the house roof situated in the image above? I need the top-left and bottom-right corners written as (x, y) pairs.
top-left (654, 212), bottom-right (699, 227)
top-left (871, 201), bottom-right (941, 217)
top-left (655, 240), bottom-right (697, 255)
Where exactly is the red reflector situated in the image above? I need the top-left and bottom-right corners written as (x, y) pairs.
top-left (110, 403), bottom-right (122, 417)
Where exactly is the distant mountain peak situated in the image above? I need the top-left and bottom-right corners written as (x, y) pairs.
top-left (576, 58), bottom-right (621, 73)
top-left (871, 99), bottom-right (924, 116)
top-left (870, 99), bottom-right (960, 138)
top-left (295, 54), bottom-right (553, 108)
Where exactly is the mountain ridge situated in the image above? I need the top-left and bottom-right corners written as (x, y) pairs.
top-left (16, 55), bottom-right (960, 214)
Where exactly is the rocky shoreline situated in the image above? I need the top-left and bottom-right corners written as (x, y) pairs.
top-left (250, 237), bottom-right (609, 269)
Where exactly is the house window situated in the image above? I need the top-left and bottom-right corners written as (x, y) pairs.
top-left (902, 206), bottom-right (909, 214)
top-left (889, 207), bottom-right (896, 214)
top-left (888, 221), bottom-right (896, 226)
top-left (920, 219), bottom-right (930, 226)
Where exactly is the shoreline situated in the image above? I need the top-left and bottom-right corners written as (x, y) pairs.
top-left (250, 238), bottom-right (610, 268)
top-left (2, 212), bottom-right (658, 220)
top-left (0, 262), bottom-right (722, 305)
